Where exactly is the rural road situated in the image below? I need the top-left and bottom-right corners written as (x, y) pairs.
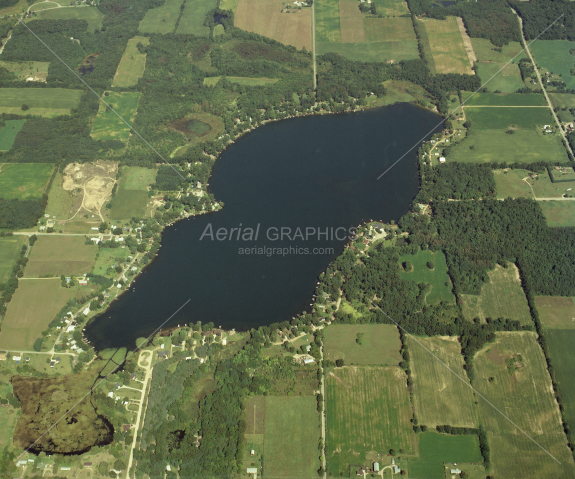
top-left (513, 9), bottom-right (574, 159)
top-left (319, 341), bottom-right (326, 479)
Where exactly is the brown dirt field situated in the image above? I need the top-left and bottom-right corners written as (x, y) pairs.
top-left (245, 395), bottom-right (266, 434)
top-left (456, 16), bottom-right (477, 66)
top-left (235, 0), bottom-right (312, 51)
top-left (339, 0), bottom-right (366, 43)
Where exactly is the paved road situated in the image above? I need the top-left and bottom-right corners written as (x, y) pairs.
top-left (513, 8), bottom-right (574, 159)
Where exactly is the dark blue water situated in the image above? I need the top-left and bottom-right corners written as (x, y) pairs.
top-left (85, 104), bottom-right (443, 350)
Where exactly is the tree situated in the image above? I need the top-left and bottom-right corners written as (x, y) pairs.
top-left (33, 337), bottom-right (42, 352)
top-left (335, 358), bottom-right (345, 367)
top-left (402, 261), bottom-right (412, 272)
top-left (463, 120), bottom-right (472, 128)
top-left (99, 222), bottom-right (108, 233)
top-left (389, 448), bottom-right (396, 456)
top-left (426, 261), bottom-right (435, 270)
top-left (21, 104), bottom-right (29, 111)
top-left (356, 332), bottom-right (364, 345)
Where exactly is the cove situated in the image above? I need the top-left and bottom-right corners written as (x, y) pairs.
top-left (85, 103), bottom-right (443, 351)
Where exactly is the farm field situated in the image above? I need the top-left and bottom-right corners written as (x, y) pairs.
top-left (470, 38), bottom-right (526, 63)
top-left (44, 172), bottom-right (80, 220)
top-left (326, 366), bottom-right (414, 474)
top-left (364, 17), bottom-right (415, 43)
top-left (38, 6), bottom-right (105, 33)
top-left (0, 279), bottom-right (74, 349)
top-left (530, 40), bottom-right (575, 90)
top-left (175, 0), bottom-right (216, 35)
top-left (538, 201), bottom-right (575, 227)
top-left (108, 165), bottom-right (155, 220)
top-left (459, 264), bottom-right (533, 326)
top-left (0, 235), bottom-right (27, 284)
top-left (0, 61), bottom-right (49, 81)
top-left (535, 296), bottom-right (575, 330)
top-left (91, 92), bottom-right (141, 144)
top-left (0, 120), bottom-right (25, 151)
top-left (463, 106), bottom-right (552, 129)
top-left (0, 88), bottom-right (82, 116)
top-left (475, 62), bottom-right (524, 93)
top-left (263, 396), bottom-right (320, 478)
top-left (399, 249), bottom-right (455, 305)
top-left (315, 0), bottom-right (340, 43)
top-left (474, 332), bottom-right (575, 478)
top-left (448, 129), bottom-right (569, 164)
top-left (323, 323), bottom-right (402, 366)
top-left (25, 236), bottom-right (97, 277)
top-left (407, 336), bottom-right (478, 428)
top-left (138, 0), bottom-right (183, 34)
top-left (112, 36), bottom-right (150, 88)
top-left (235, 0), bottom-right (312, 51)
top-left (316, 40), bottom-right (419, 62)
top-left (463, 92), bottom-right (547, 107)
top-left (338, 0), bottom-right (365, 43)
top-left (219, 0), bottom-right (238, 10)
top-left (494, 168), bottom-right (575, 199)
top-left (423, 16), bottom-right (473, 74)
top-left (203, 76), bottom-right (279, 87)
top-left (549, 93), bottom-right (575, 109)
top-left (408, 432), bottom-right (483, 479)
top-left (373, 0), bottom-right (409, 16)
top-left (122, 166), bottom-right (156, 190)
top-left (0, 163), bottom-right (53, 200)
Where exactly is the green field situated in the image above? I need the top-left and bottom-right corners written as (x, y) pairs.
top-left (315, 0), bottom-right (341, 43)
top-left (108, 166), bottom-right (153, 220)
top-left (138, 0), bottom-right (184, 34)
top-left (407, 336), bottom-right (478, 428)
top-left (463, 106), bottom-right (552, 129)
top-left (538, 201), bottom-right (575, 227)
top-left (175, 0), bottom-right (216, 35)
top-left (423, 16), bottom-right (472, 75)
top-left (92, 247), bottom-right (131, 276)
top-left (448, 129), bottom-right (569, 164)
top-left (0, 401), bottom-right (18, 449)
top-left (44, 172), bottom-right (78, 220)
top-left (494, 169), bottom-right (535, 199)
top-left (112, 36), bottom-right (150, 88)
top-left (470, 38), bottom-right (526, 63)
top-left (459, 264), bottom-right (533, 326)
top-left (373, 0), bottom-right (409, 16)
top-left (0, 236), bottom-right (27, 284)
top-left (263, 396), bottom-right (320, 478)
top-left (326, 366), bottom-right (414, 474)
top-left (367, 80), bottom-right (431, 108)
top-left (91, 92), bottom-right (141, 144)
top-left (0, 163), bottom-right (53, 200)
top-left (0, 61), bottom-right (49, 81)
top-left (399, 249), bottom-right (455, 305)
top-left (535, 296), bottom-right (575, 330)
top-left (0, 279), bottom-right (75, 349)
top-left (0, 120), bottom-right (25, 150)
top-left (408, 432), bottom-right (483, 479)
top-left (494, 168), bottom-right (575, 200)
top-left (323, 323), bottom-right (402, 366)
top-left (219, 0), bottom-right (238, 10)
top-left (0, 88), bottom-right (82, 116)
top-left (530, 40), bottom-right (575, 90)
top-left (474, 332), bottom-right (575, 478)
top-left (463, 92), bottom-right (546, 107)
top-left (316, 40), bottom-right (419, 63)
top-left (25, 236), bottom-right (97, 277)
top-left (38, 6), bottom-right (105, 33)
top-left (475, 62), bottom-right (524, 93)
top-left (122, 166), bottom-right (156, 190)
top-left (549, 93), bottom-right (575, 109)
top-left (203, 76), bottom-right (279, 87)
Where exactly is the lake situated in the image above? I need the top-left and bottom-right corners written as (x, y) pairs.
top-left (84, 103), bottom-right (443, 351)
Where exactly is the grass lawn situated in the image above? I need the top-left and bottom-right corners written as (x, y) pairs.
top-left (366, 80), bottom-right (431, 108)
top-left (494, 169), bottom-right (535, 199)
top-left (219, 0), bottom-right (238, 10)
top-left (475, 62), bottom-right (524, 93)
top-left (0, 88), bottom-right (82, 116)
top-left (326, 366), bottom-right (414, 475)
top-left (0, 163), bottom-right (53, 200)
top-left (535, 296), bottom-right (575, 330)
top-left (459, 264), bottom-right (533, 326)
top-left (530, 40), bottom-right (575, 90)
top-left (112, 36), bottom-right (150, 88)
top-left (538, 201), bottom-right (575, 227)
top-left (323, 323), bottom-right (402, 366)
top-left (407, 336), bottom-right (478, 428)
top-left (373, 0), bottom-right (409, 16)
top-left (463, 92), bottom-right (547, 107)
top-left (91, 244), bottom-right (130, 276)
top-left (399, 249), bottom-right (455, 305)
top-left (175, 0), bottom-right (216, 35)
top-left (447, 129), bottom-right (569, 164)
top-left (474, 332), bottom-right (575, 478)
top-left (38, 6), bottom-right (104, 33)
top-left (408, 432), bottom-right (483, 479)
top-left (463, 106), bottom-right (552, 129)
top-left (0, 279), bottom-right (75, 349)
top-left (0, 61), bottom-right (49, 81)
top-left (0, 405), bottom-right (18, 449)
top-left (470, 38), bottom-right (526, 63)
top-left (423, 16), bottom-right (472, 74)
top-left (315, 0), bottom-right (341, 43)
top-left (25, 236), bottom-right (97, 277)
top-left (0, 235), bottom-right (27, 283)
top-left (91, 91), bottom-right (141, 144)
top-left (122, 166), bottom-right (156, 190)
top-left (0, 120), bottom-right (25, 150)
top-left (549, 93), bottom-right (575, 109)
top-left (494, 168), bottom-right (575, 199)
top-left (203, 76), bottom-right (279, 87)
top-left (316, 40), bottom-right (419, 62)
top-left (139, 0), bottom-right (184, 34)
top-left (263, 395), bottom-right (320, 478)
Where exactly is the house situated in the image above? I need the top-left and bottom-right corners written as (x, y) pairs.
top-left (12, 355), bottom-right (22, 361)
top-left (450, 469), bottom-right (461, 474)
top-left (25, 357), bottom-right (30, 362)
top-left (78, 279), bottom-right (88, 286)
top-left (55, 357), bottom-right (60, 363)
top-left (158, 350), bottom-right (169, 359)
top-left (246, 468), bottom-right (258, 474)
top-left (373, 462), bottom-right (380, 472)
top-left (393, 465), bottom-right (400, 474)
top-left (60, 466), bottom-right (71, 471)
top-left (439, 157), bottom-right (446, 163)
top-left (84, 462), bottom-right (93, 467)
top-left (123, 424), bottom-right (132, 432)
top-left (131, 373), bottom-right (137, 380)
top-left (83, 307), bottom-right (90, 315)
top-left (303, 356), bottom-right (315, 365)
top-left (107, 392), bottom-right (114, 398)
top-left (50, 361), bottom-right (55, 368)
top-left (114, 382), bottom-right (120, 390)
top-left (17, 460), bottom-right (27, 466)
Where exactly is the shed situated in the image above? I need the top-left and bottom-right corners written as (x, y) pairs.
top-left (84, 462), bottom-right (92, 467)
top-left (373, 462), bottom-right (380, 472)
top-left (439, 157), bottom-right (446, 163)
top-left (247, 468), bottom-right (258, 474)
top-left (450, 469), bottom-right (461, 474)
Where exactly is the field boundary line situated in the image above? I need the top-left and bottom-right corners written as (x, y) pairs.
top-left (15, 299), bottom-right (191, 462)
top-left (15, 19), bottom-right (186, 182)
top-left (376, 13), bottom-right (565, 181)
top-left (371, 302), bottom-right (562, 465)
